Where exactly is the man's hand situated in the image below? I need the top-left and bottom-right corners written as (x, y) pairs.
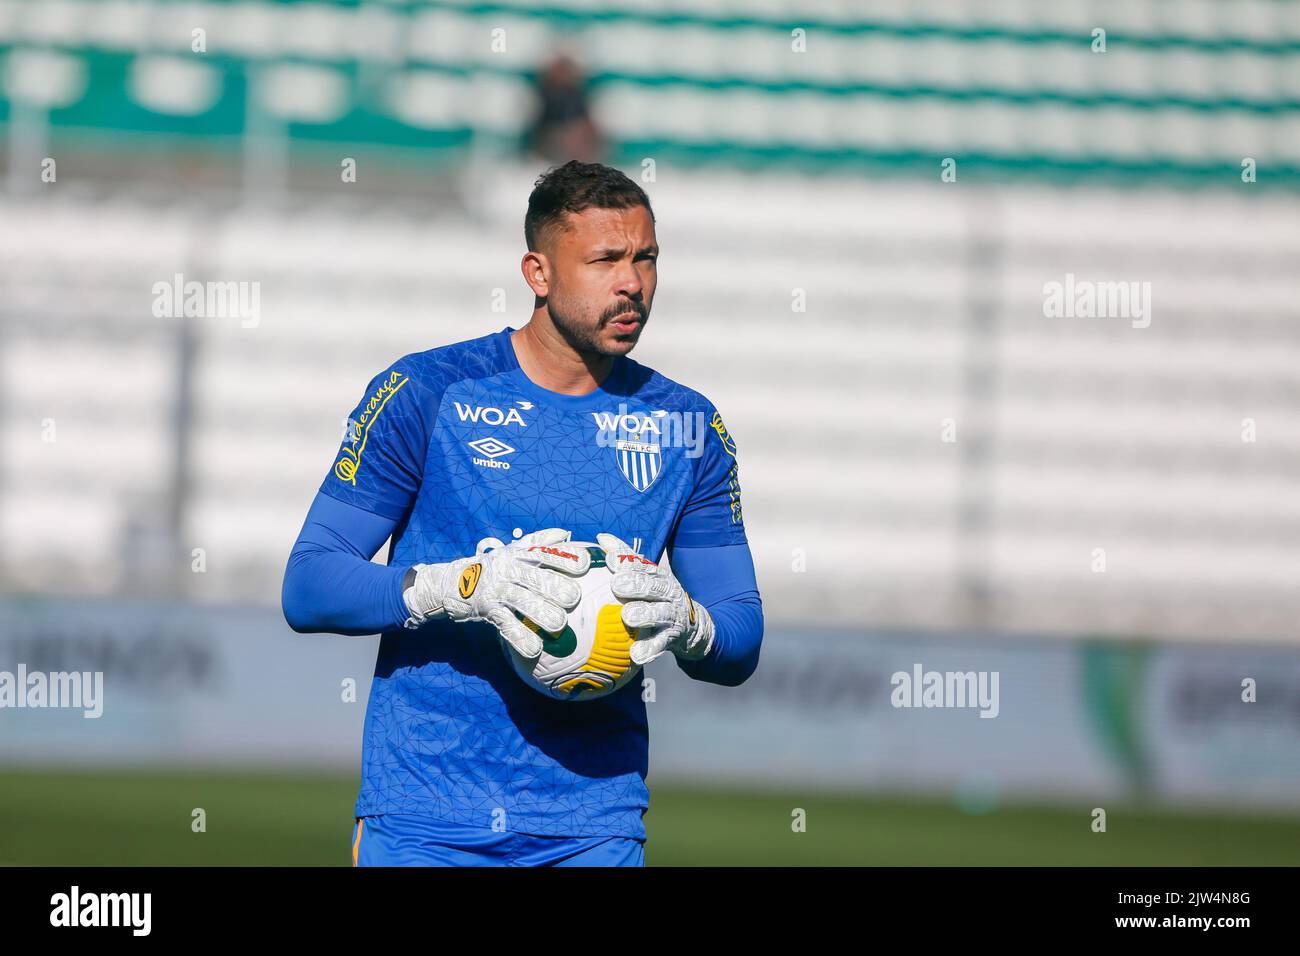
top-left (403, 529), bottom-right (591, 658)
top-left (597, 533), bottom-right (716, 667)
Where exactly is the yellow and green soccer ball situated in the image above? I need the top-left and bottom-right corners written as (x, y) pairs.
top-left (502, 543), bottom-right (641, 702)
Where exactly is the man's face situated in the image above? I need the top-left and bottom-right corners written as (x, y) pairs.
top-left (540, 204), bottom-right (658, 357)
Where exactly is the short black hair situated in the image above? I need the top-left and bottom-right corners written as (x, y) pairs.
top-left (524, 161), bottom-right (655, 252)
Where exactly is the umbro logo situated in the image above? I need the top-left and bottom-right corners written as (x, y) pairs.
top-left (468, 436), bottom-right (515, 471)
top-left (468, 437), bottom-right (514, 458)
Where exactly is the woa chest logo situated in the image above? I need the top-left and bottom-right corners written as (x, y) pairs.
top-left (453, 402), bottom-right (529, 427)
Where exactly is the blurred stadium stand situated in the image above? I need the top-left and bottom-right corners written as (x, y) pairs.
top-left (2, 0), bottom-right (1299, 645)
top-left (1, 0), bottom-right (1299, 182)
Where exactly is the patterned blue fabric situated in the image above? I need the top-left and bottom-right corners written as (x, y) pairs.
top-left (321, 327), bottom-right (747, 838)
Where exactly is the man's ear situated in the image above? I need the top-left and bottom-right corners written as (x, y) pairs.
top-left (521, 250), bottom-right (550, 297)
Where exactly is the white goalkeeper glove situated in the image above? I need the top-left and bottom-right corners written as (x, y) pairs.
top-left (403, 529), bottom-right (591, 659)
top-left (597, 533), bottom-right (716, 667)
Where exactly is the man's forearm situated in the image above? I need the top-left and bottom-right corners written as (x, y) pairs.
top-left (281, 492), bottom-right (410, 635)
top-left (676, 593), bottom-right (763, 686)
top-left (668, 542), bottom-right (764, 686)
top-left (282, 544), bottom-right (410, 635)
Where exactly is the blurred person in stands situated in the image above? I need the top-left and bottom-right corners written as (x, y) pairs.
top-left (525, 52), bottom-right (605, 163)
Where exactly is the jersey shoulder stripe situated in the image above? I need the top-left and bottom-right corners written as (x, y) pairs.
top-left (321, 328), bottom-right (516, 517)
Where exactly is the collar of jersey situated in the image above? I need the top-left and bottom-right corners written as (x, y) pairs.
top-left (498, 326), bottom-right (630, 411)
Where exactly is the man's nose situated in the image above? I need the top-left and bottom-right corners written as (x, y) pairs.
top-left (615, 263), bottom-right (643, 298)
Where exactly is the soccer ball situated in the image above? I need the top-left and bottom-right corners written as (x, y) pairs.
top-left (501, 543), bottom-right (641, 702)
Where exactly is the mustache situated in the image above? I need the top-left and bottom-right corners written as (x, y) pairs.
top-left (601, 301), bottom-right (647, 323)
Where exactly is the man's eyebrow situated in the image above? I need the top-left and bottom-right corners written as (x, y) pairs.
top-left (590, 245), bottom-right (659, 258)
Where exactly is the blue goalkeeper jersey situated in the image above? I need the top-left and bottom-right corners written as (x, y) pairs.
top-left (320, 326), bottom-right (748, 838)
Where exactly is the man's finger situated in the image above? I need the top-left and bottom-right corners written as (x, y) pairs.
top-left (489, 607), bottom-right (544, 659)
top-left (621, 599), bottom-right (675, 630)
top-left (630, 631), bottom-right (674, 667)
top-left (516, 541), bottom-right (592, 577)
top-left (596, 532), bottom-right (631, 553)
top-left (516, 528), bottom-right (572, 548)
top-left (502, 564), bottom-right (582, 610)
top-left (611, 570), bottom-right (675, 602)
top-left (499, 585), bottom-right (568, 634)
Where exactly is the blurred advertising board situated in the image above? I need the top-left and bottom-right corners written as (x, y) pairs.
top-left (2, 597), bottom-right (1298, 810)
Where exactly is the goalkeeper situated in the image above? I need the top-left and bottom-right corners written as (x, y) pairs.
top-left (281, 161), bottom-right (763, 867)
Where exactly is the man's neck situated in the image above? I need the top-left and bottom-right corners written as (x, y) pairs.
top-left (512, 321), bottom-right (614, 396)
